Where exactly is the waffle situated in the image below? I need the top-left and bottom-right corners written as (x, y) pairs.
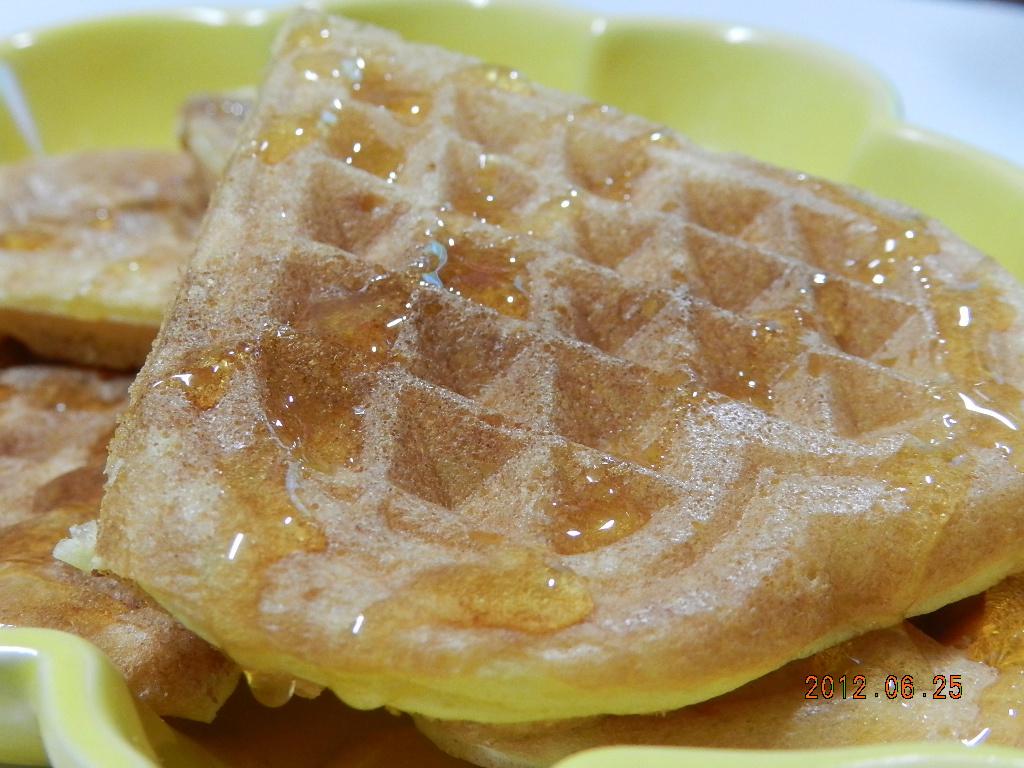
top-left (960, 574), bottom-right (1024, 746)
top-left (417, 575), bottom-right (1024, 766)
top-left (179, 92), bottom-right (253, 188)
top-left (97, 11), bottom-right (1024, 723)
top-left (0, 364), bottom-right (238, 721)
top-left (416, 624), bottom-right (997, 766)
top-left (0, 150), bottom-right (205, 368)
top-left (0, 365), bottom-right (126, 529)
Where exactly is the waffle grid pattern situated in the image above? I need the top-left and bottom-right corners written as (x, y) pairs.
top-left (100, 12), bottom-right (1024, 721)
top-left (258, 16), bottom-right (984, 505)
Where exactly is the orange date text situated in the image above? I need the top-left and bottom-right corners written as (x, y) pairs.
top-left (803, 674), bottom-right (963, 700)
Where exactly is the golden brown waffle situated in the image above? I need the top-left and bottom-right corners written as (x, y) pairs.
top-left (0, 364), bottom-right (238, 720)
top-left (0, 365), bottom-right (125, 528)
top-left (0, 151), bottom-right (205, 368)
top-left (98, 12), bottom-right (1024, 722)
top-left (960, 574), bottom-right (1024, 746)
top-left (415, 621), bottom-right (1001, 766)
top-left (417, 574), bottom-right (1024, 765)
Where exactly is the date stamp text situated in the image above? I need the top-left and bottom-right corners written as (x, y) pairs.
top-left (804, 674), bottom-right (963, 700)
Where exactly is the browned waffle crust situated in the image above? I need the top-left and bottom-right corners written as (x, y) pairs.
top-left (415, 620), bottom-right (1002, 766)
top-left (98, 12), bottom-right (1024, 722)
top-left (419, 574), bottom-right (1024, 764)
top-left (0, 365), bottom-right (238, 720)
top-left (0, 151), bottom-right (205, 368)
top-left (0, 366), bottom-right (125, 529)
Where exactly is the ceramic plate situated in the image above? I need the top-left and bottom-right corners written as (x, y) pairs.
top-left (2, 2), bottom-right (1023, 766)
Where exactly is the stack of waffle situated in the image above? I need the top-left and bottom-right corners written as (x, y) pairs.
top-left (3, 11), bottom-right (1024, 765)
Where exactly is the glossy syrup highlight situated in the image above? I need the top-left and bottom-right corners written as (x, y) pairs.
top-left (547, 453), bottom-right (654, 555)
top-left (158, 342), bottom-right (253, 410)
top-left (420, 215), bottom-right (533, 319)
top-left (366, 548), bottom-right (593, 635)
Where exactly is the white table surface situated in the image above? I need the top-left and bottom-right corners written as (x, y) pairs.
top-left (2, 0), bottom-right (1023, 168)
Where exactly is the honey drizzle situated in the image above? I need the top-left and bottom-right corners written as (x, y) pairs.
top-left (156, 342), bottom-right (253, 411)
top-left (268, 274), bottom-right (415, 471)
top-left (250, 114), bottom-right (319, 165)
top-left (204, 443), bottom-right (330, 656)
top-left (915, 276), bottom-right (1020, 473)
top-left (794, 175), bottom-right (941, 289)
top-left (956, 575), bottom-right (1024, 744)
top-left (291, 50), bottom-right (363, 84)
top-left (524, 187), bottom-right (582, 240)
top-left (569, 123), bottom-right (676, 203)
top-left (351, 59), bottom-right (431, 124)
top-left (821, 307), bottom-right (1024, 557)
top-left (290, 40), bottom-right (430, 125)
top-left (914, 263), bottom-right (1021, 474)
top-left (321, 106), bottom-right (405, 181)
top-left (240, 669), bottom-right (324, 709)
top-left (604, 129), bottom-right (677, 202)
top-left (159, 274), bottom-right (416, 478)
top-left (297, 273), bottom-right (413, 358)
top-left (420, 214), bottom-right (532, 318)
top-left (368, 549), bottom-right (593, 634)
top-left (244, 670), bottom-right (297, 708)
top-left (448, 153), bottom-right (519, 226)
top-left (929, 279), bottom-right (1017, 388)
top-left (546, 453), bottom-right (653, 554)
top-left (218, 443), bottom-right (328, 566)
top-left (792, 174), bottom-right (1023, 468)
top-left (227, 23), bottom-right (1024, 658)
top-left (713, 316), bottom-right (801, 411)
top-left (259, 330), bottom-right (367, 473)
top-left (263, 38), bottom-right (428, 170)
top-left (252, 106), bottom-right (405, 182)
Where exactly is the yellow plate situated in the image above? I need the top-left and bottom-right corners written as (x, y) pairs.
top-left (2, 2), bottom-right (1023, 766)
